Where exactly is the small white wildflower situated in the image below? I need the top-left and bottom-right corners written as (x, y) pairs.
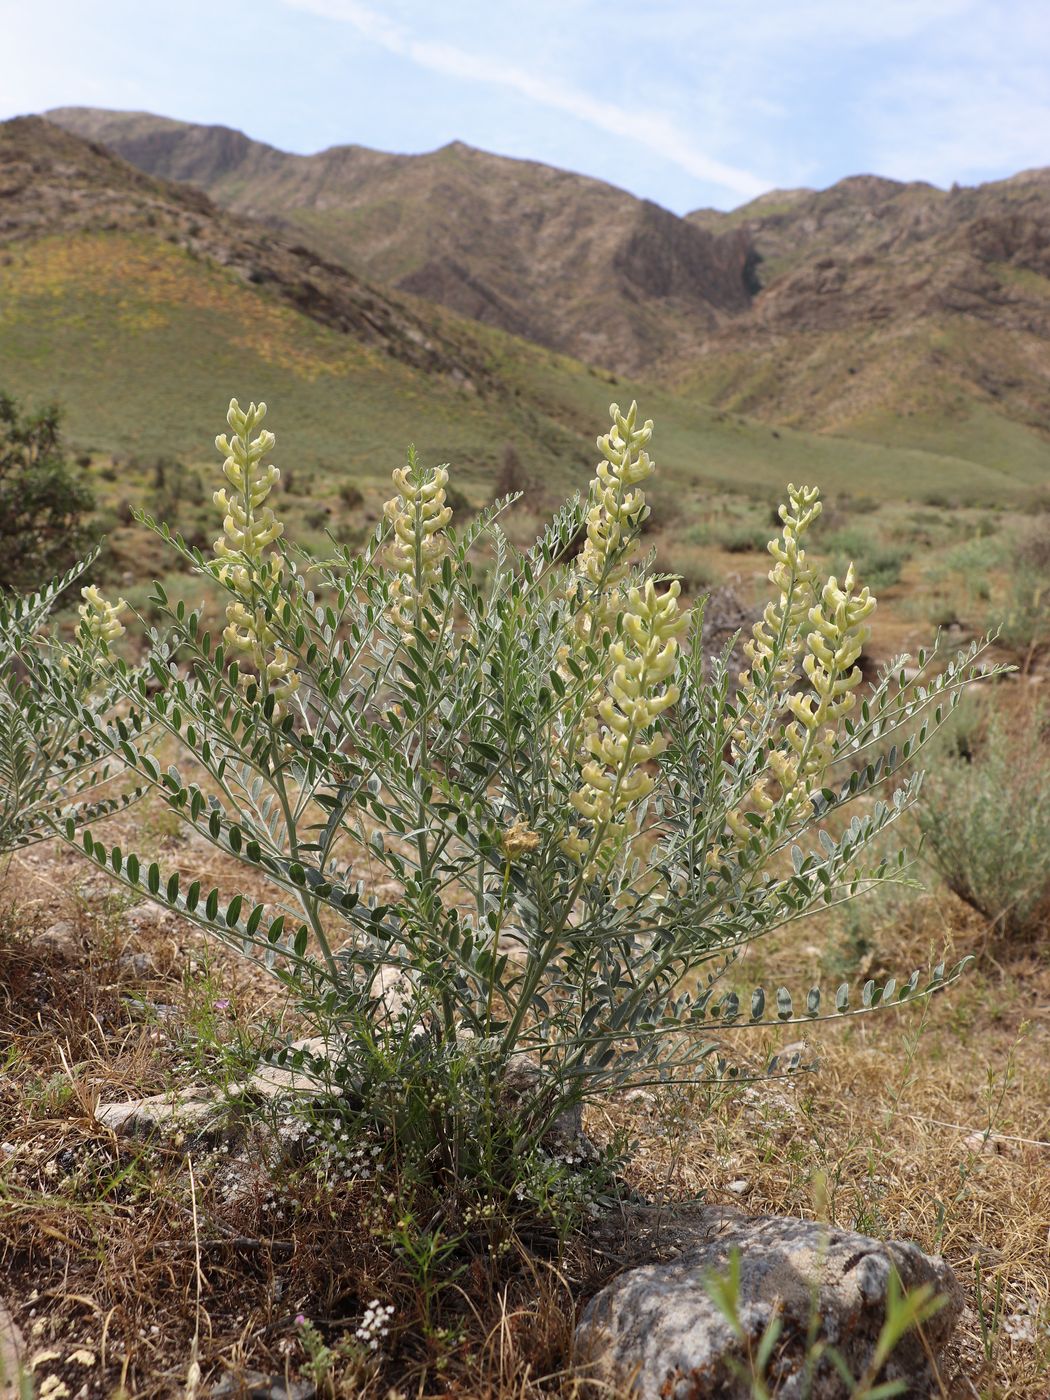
top-left (1003, 1312), bottom-right (1036, 1344)
top-left (354, 1299), bottom-right (395, 1352)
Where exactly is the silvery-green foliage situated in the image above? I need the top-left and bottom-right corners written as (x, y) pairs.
top-left (0, 551), bottom-right (140, 855)
top-left (6, 400), bottom-right (995, 1188)
top-left (919, 698), bottom-right (1050, 938)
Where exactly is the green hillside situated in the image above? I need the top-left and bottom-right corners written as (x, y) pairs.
top-left (1, 110), bottom-right (1047, 614)
top-left (3, 229), bottom-right (1045, 519)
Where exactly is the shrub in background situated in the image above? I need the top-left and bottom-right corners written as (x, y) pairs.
top-left (3, 396), bottom-right (990, 1236)
top-left (996, 522), bottom-right (1050, 668)
top-left (717, 521), bottom-right (770, 553)
top-left (919, 697), bottom-right (1050, 939)
top-left (824, 526), bottom-right (909, 592)
top-left (0, 390), bottom-right (95, 590)
top-left (927, 525), bottom-right (1050, 664)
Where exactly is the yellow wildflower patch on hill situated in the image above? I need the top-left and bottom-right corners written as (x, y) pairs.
top-left (0, 233), bottom-right (376, 382)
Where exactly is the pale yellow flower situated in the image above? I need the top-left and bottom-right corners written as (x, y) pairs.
top-left (566, 578), bottom-right (687, 869)
top-left (574, 401), bottom-right (656, 645)
top-left (726, 488), bottom-right (876, 843)
top-left (383, 461), bottom-right (453, 637)
top-left (78, 585), bottom-right (125, 645)
top-left (213, 398), bottom-right (298, 705)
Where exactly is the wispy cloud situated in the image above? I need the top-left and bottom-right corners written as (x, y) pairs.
top-left (867, 69), bottom-right (1050, 185)
top-left (282, 0), bottom-right (772, 199)
top-left (856, 0), bottom-right (1050, 186)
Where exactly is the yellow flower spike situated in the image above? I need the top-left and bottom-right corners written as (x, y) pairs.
top-left (567, 576), bottom-right (687, 872)
top-left (793, 569), bottom-right (876, 748)
top-left (213, 398), bottom-right (298, 707)
top-left (727, 486), bottom-right (877, 847)
top-left (383, 457), bottom-right (454, 638)
top-left (560, 405), bottom-right (692, 868)
top-left (737, 483), bottom-right (822, 707)
top-left (575, 402), bottom-right (656, 615)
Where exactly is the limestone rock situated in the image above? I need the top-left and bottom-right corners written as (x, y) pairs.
top-left (95, 1089), bottom-right (227, 1139)
top-left (230, 1036), bottom-right (334, 1100)
top-left (575, 1210), bottom-right (962, 1399)
top-left (95, 1036), bottom-right (334, 1141)
top-left (210, 1368), bottom-right (314, 1399)
top-left (117, 950), bottom-right (158, 978)
top-left (36, 920), bottom-right (80, 956)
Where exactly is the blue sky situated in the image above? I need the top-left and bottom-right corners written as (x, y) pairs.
top-left (3, 0), bottom-right (1048, 213)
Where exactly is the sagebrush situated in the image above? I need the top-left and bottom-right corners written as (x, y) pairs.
top-left (919, 697), bottom-right (1050, 939)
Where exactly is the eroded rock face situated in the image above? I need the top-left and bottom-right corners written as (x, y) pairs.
top-left (575, 1210), bottom-right (962, 1399)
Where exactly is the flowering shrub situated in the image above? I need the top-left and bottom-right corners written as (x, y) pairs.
top-left (3, 396), bottom-right (992, 1217)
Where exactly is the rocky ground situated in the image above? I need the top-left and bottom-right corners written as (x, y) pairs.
top-left (0, 799), bottom-right (1047, 1398)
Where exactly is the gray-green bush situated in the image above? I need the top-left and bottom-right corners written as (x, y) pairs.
top-left (1, 396), bottom-right (990, 1231)
top-left (919, 698), bottom-right (1050, 939)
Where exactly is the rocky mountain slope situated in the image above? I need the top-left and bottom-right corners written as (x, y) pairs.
top-left (686, 172), bottom-right (1050, 446)
top-left (0, 115), bottom-right (582, 506)
top-left (3, 116), bottom-right (494, 388)
top-left (44, 108), bottom-right (1050, 470)
top-left (45, 107), bottom-right (757, 376)
top-left (2, 113), bottom-right (1045, 509)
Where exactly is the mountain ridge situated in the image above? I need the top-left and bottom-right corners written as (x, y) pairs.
top-left (16, 107), bottom-right (1050, 486)
top-left (45, 106), bottom-right (757, 376)
top-left (680, 161), bottom-right (1050, 453)
top-left (8, 111), bottom-right (1045, 537)
top-left (3, 114), bottom-right (499, 391)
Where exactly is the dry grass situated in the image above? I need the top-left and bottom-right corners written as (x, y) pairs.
top-left (1, 800), bottom-right (1047, 1399)
top-left (617, 887), bottom-right (1050, 1397)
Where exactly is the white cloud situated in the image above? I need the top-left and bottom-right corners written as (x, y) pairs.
top-left (867, 70), bottom-right (1050, 185)
top-left (856, 0), bottom-right (1050, 185)
top-left (282, 0), bottom-right (772, 198)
